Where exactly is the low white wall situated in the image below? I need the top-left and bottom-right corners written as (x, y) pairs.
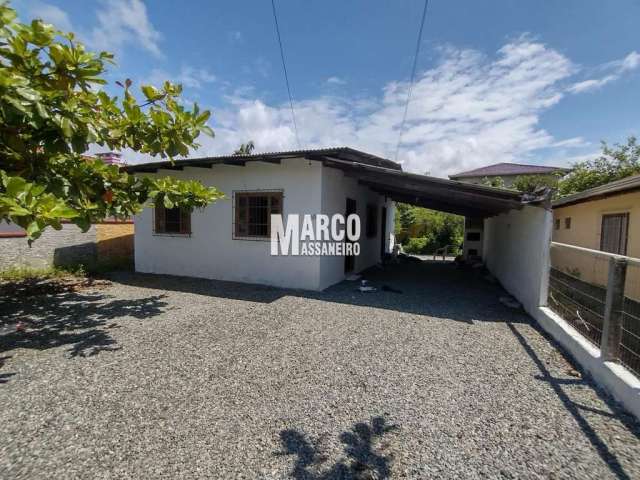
top-left (483, 205), bottom-right (552, 315)
top-left (534, 307), bottom-right (640, 419)
top-left (485, 205), bottom-right (640, 419)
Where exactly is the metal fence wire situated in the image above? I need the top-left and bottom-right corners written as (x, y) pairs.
top-left (621, 263), bottom-right (640, 376)
top-left (548, 246), bottom-right (608, 348)
top-left (548, 243), bottom-right (640, 378)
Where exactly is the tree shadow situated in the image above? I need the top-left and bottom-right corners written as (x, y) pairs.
top-left (276, 416), bottom-right (399, 479)
top-left (507, 322), bottom-right (640, 480)
top-left (0, 290), bottom-right (169, 361)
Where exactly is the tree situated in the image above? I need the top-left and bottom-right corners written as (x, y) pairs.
top-left (480, 176), bottom-right (505, 189)
top-left (394, 203), bottom-right (463, 254)
top-left (511, 174), bottom-right (560, 194)
top-left (0, 3), bottom-right (223, 242)
top-left (558, 136), bottom-right (640, 196)
top-left (234, 140), bottom-right (255, 155)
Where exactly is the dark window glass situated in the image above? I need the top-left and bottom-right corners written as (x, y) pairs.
top-left (235, 192), bottom-right (283, 238)
top-left (600, 213), bottom-right (629, 255)
top-left (565, 217), bottom-right (571, 229)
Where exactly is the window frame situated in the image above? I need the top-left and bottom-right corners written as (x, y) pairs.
top-left (233, 190), bottom-right (284, 241)
top-left (153, 204), bottom-right (192, 236)
top-left (554, 218), bottom-right (560, 230)
top-left (564, 217), bottom-right (571, 229)
top-left (600, 212), bottom-right (629, 255)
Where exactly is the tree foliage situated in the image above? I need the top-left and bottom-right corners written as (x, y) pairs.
top-left (234, 140), bottom-right (255, 155)
top-left (511, 174), bottom-right (560, 194)
top-left (0, 3), bottom-right (223, 241)
top-left (480, 176), bottom-right (505, 189)
top-left (558, 136), bottom-right (640, 196)
top-left (394, 203), bottom-right (463, 255)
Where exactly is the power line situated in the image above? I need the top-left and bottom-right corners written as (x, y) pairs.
top-left (271, 0), bottom-right (301, 149)
top-left (394, 0), bottom-right (429, 162)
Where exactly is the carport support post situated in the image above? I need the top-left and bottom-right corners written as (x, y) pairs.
top-left (601, 257), bottom-right (627, 362)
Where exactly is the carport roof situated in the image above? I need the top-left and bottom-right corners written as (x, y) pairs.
top-left (125, 147), bottom-right (536, 218)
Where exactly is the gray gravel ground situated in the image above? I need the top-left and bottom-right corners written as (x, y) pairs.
top-left (1, 260), bottom-right (640, 479)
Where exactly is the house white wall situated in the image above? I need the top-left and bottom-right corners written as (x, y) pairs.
top-left (134, 159), bottom-right (392, 291)
top-left (483, 205), bottom-right (552, 315)
top-left (318, 166), bottom-right (394, 290)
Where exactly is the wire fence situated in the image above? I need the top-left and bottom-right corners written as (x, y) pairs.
top-left (548, 245), bottom-right (608, 348)
top-left (548, 243), bottom-right (640, 378)
top-left (621, 263), bottom-right (640, 375)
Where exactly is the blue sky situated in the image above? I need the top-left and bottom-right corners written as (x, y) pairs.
top-left (13, 0), bottom-right (640, 176)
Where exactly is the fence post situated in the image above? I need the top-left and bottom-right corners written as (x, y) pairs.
top-left (601, 257), bottom-right (628, 362)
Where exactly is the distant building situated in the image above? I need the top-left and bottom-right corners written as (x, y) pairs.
top-left (552, 174), bottom-right (640, 300)
top-left (95, 152), bottom-right (124, 165)
top-left (449, 162), bottom-right (569, 188)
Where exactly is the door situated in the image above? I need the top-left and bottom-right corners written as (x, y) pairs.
top-left (380, 206), bottom-right (387, 259)
top-left (344, 198), bottom-right (356, 273)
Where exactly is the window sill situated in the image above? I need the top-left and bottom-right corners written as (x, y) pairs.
top-left (153, 233), bottom-right (192, 238)
top-left (233, 236), bottom-right (271, 242)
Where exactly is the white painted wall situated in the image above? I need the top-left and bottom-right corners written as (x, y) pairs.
top-left (483, 205), bottom-right (552, 315)
top-left (134, 159), bottom-right (393, 291)
top-left (318, 166), bottom-right (393, 290)
top-left (135, 158), bottom-right (323, 290)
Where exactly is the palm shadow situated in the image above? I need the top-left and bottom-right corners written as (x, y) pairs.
top-left (276, 416), bottom-right (399, 479)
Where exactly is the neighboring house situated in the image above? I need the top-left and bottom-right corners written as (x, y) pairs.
top-left (127, 147), bottom-right (535, 292)
top-left (449, 162), bottom-right (569, 188)
top-left (0, 220), bottom-right (134, 269)
top-left (0, 152), bottom-right (134, 270)
top-left (552, 174), bottom-right (640, 300)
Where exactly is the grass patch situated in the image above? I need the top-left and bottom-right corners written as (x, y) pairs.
top-left (0, 264), bottom-right (86, 282)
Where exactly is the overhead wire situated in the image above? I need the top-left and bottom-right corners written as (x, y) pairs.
top-left (394, 0), bottom-right (430, 162)
top-left (270, 0), bottom-right (301, 148)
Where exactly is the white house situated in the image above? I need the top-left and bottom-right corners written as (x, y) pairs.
top-left (127, 147), bottom-right (544, 293)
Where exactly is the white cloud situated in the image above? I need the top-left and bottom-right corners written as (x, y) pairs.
top-left (621, 51), bottom-right (640, 71)
top-left (326, 76), bottom-right (347, 85)
top-left (185, 37), bottom-right (580, 177)
top-left (29, 2), bottom-right (73, 32)
top-left (89, 0), bottom-right (162, 58)
top-left (568, 75), bottom-right (616, 93)
top-left (568, 50), bottom-right (639, 94)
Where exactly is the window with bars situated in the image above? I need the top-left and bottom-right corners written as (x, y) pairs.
top-left (154, 205), bottom-right (191, 235)
top-left (234, 191), bottom-right (283, 238)
top-left (600, 213), bottom-right (629, 255)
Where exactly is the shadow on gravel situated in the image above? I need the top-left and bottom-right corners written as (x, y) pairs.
top-left (0, 290), bottom-right (169, 364)
top-left (275, 416), bottom-right (399, 479)
top-left (508, 322), bottom-right (640, 480)
top-left (111, 260), bottom-right (529, 324)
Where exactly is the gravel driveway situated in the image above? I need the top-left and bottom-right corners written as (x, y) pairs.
top-left (1, 260), bottom-right (639, 479)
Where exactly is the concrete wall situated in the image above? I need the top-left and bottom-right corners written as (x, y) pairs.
top-left (318, 166), bottom-right (393, 290)
top-left (0, 223), bottom-right (97, 269)
top-left (483, 205), bottom-right (553, 315)
top-left (96, 223), bottom-right (134, 262)
top-left (134, 159), bottom-right (392, 291)
top-left (553, 191), bottom-right (640, 300)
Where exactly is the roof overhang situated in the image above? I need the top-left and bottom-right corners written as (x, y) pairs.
top-left (125, 147), bottom-right (537, 218)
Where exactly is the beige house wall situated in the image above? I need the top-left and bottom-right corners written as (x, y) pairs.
top-left (552, 190), bottom-right (640, 301)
